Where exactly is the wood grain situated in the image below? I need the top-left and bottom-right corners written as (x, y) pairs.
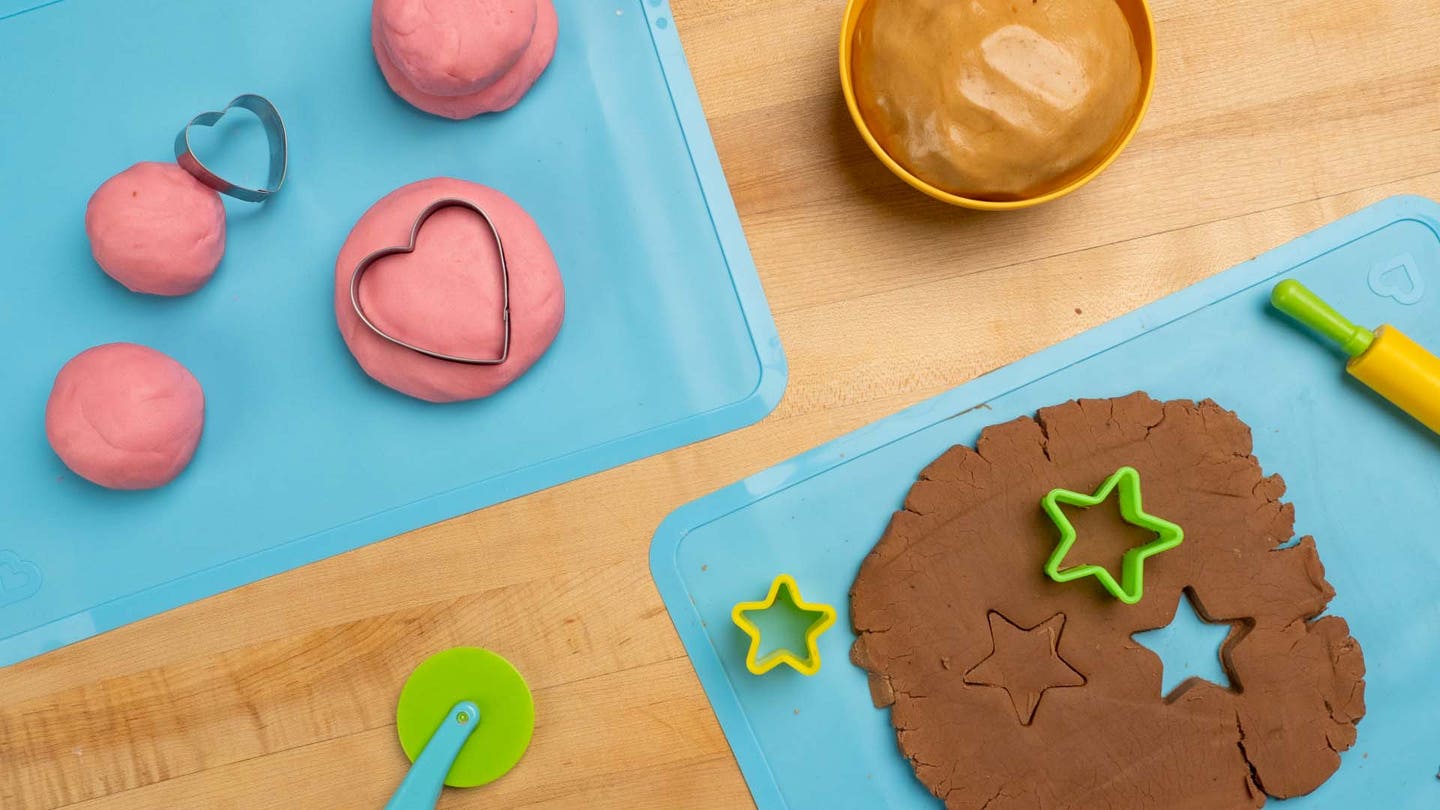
top-left (4, 0), bottom-right (1439, 807)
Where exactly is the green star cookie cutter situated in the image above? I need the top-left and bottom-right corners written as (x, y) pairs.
top-left (1041, 466), bottom-right (1184, 605)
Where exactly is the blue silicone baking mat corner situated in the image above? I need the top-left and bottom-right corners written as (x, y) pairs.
top-left (0, 0), bottom-right (786, 667)
top-left (652, 196), bottom-right (1440, 809)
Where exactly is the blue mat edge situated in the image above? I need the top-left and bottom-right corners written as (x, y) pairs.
top-left (648, 194), bottom-right (1437, 809)
top-left (0, 0), bottom-right (788, 667)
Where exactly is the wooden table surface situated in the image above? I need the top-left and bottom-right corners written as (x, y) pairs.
top-left (4, 0), bottom-right (1439, 807)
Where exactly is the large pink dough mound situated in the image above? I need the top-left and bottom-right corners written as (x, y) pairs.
top-left (85, 162), bottom-right (226, 296)
top-left (46, 343), bottom-right (206, 490)
top-left (371, 0), bottom-right (558, 119)
top-left (334, 178), bottom-right (565, 403)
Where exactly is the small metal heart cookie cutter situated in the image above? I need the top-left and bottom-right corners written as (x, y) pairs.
top-left (175, 94), bottom-right (288, 203)
top-left (349, 198), bottom-right (511, 366)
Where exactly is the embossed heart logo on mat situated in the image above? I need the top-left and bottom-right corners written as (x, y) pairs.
top-left (174, 94), bottom-right (288, 203)
top-left (348, 198), bottom-right (511, 365)
top-left (1368, 253), bottom-right (1425, 306)
top-left (0, 550), bottom-right (43, 608)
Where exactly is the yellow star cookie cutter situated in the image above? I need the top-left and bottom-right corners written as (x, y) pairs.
top-left (731, 574), bottom-right (837, 676)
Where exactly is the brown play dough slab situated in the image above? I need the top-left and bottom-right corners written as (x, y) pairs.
top-left (850, 393), bottom-right (1365, 809)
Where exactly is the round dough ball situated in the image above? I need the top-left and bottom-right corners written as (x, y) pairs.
top-left (852, 0), bottom-right (1143, 201)
top-left (334, 178), bottom-right (565, 403)
top-left (85, 162), bottom-right (226, 296)
top-left (372, 0), bottom-right (558, 119)
top-left (46, 343), bottom-right (206, 490)
top-left (373, 0), bottom-right (536, 97)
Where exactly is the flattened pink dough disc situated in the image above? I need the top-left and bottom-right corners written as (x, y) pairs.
top-left (85, 162), bottom-right (226, 296)
top-left (373, 0), bottom-right (537, 97)
top-left (46, 343), bottom-right (206, 490)
top-left (372, 0), bottom-right (558, 119)
top-left (333, 178), bottom-right (565, 403)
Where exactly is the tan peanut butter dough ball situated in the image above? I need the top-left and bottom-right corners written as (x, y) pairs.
top-left (852, 0), bottom-right (1143, 201)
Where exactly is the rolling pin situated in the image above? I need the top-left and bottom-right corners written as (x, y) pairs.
top-left (1272, 279), bottom-right (1440, 433)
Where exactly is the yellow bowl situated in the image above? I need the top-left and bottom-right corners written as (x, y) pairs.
top-left (839, 0), bottom-right (1157, 211)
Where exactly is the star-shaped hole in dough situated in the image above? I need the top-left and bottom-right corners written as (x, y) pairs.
top-left (963, 611), bottom-right (1086, 726)
top-left (1133, 589), bottom-right (1250, 700)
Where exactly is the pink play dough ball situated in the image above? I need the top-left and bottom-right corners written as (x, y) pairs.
top-left (333, 178), bottom-right (565, 403)
top-left (45, 343), bottom-right (206, 490)
top-left (84, 162), bottom-right (226, 296)
top-left (373, 0), bottom-right (537, 96)
top-left (371, 0), bottom-right (558, 119)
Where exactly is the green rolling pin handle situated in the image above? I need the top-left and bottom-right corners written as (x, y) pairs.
top-left (1270, 279), bottom-right (1375, 358)
top-left (384, 701), bottom-right (481, 810)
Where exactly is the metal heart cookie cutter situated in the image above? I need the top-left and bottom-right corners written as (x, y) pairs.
top-left (174, 94), bottom-right (288, 203)
top-left (349, 198), bottom-right (512, 366)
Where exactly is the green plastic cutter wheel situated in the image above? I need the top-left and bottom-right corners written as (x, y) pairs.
top-left (385, 648), bottom-right (535, 809)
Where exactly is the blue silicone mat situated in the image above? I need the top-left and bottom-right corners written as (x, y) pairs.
top-left (0, 0), bottom-right (785, 666)
top-left (651, 196), bottom-right (1440, 809)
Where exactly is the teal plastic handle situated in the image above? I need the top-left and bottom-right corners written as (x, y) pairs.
top-left (1271, 279), bottom-right (1375, 357)
top-left (384, 701), bottom-right (481, 810)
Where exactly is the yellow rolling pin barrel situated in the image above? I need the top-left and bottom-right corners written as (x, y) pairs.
top-left (1272, 279), bottom-right (1440, 434)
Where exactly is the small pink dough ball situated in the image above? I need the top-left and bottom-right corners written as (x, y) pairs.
top-left (371, 0), bottom-right (558, 119)
top-left (85, 162), bottom-right (226, 296)
top-left (334, 178), bottom-right (565, 403)
top-left (45, 343), bottom-right (206, 490)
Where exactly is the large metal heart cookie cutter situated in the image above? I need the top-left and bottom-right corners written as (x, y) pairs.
top-left (349, 198), bottom-right (512, 366)
top-left (174, 94), bottom-right (288, 203)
